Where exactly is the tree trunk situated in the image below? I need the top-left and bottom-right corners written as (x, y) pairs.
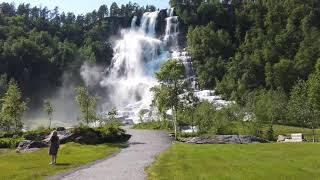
top-left (312, 123), bottom-right (315, 143)
top-left (48, 116), bottom-right (52, 129)
top-left (192, 111), bottom-right (195, 133)
top-left (86, 100), bottom-right (89, 125)
top-left (173, 107), bottom-right (177, 140)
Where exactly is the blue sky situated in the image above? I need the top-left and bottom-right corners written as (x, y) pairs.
top-left (0, 0), bottom-right (170, 15)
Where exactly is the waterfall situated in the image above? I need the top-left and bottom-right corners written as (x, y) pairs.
top-left (164, 8), bottom-right (179, 48)
top-left (80, 9), bottom-right (232, 124)
top-left (131, 16), bottom-right (137, 29)
top-left (141, 11), bottom-right (159, 36)
top-left (97, 11), bottom-right (169, 123)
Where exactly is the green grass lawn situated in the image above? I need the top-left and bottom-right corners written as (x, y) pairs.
top-left (0, 143), bottom-right (120, 180)
top-left (148, 143), bottom-right (320, 180)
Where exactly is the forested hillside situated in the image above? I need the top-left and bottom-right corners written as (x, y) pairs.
top-left (1, 0), bottom-right (320, 131)
top-left (170, 0), bottom-right (320, 128)
top-left (173, 0), bottom-right (320, 94)
top-left (0, 2), bottom-right (156, 106)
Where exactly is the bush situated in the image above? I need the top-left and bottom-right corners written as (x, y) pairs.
top-left (132, 121), bottom-right (172, 130)
top-left (72, 124), bottom-right (130, 144)
top-left (72, 125), bottom-right (100, 144)
top-left (0, 131), bottom-right (23, 138)
top-left (23, 128), bottom-right (51, 141)
top-left (97, 123), bottom-right (130, 143)
top-left (0, 138), bottom-right (24, 149)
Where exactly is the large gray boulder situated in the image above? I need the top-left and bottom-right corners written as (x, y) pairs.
top-left (27, 141), bottom-right (48, 148)
top-left (17, 140), bottom-right (48, 151)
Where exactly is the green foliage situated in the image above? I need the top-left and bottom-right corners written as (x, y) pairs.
top-left (75, 86), bottom-right (98, 125)
top-left (22, 128), bottom-right (51, 141)
top-left (0, 2), bottom-right (155, 108)
top-left (0, 74), bottom-right (8, 98)
top-left (172, 0), bottom-right (320, 99)
top-left (43, 100), bottom-right (54, 129)
top-left (187, 23), bottom-right (232, 88)
top-left (132, 121), bottom-right (172, 130)
top-left (97, 123), bottom-right (129, 142)
top-left (72, 123), bottom-right (129, 144)
top-left (0, 80), bottom-right (27, 132)
top-left (153, 60), bottom-right (186, 139)
top-left (254, 89), bottom-right (288, 126)
top-left (194, 101), bottom-right (216, 133)
top-left (287, 69), bottom-right (320, 141)
top-left (288, 80), bottom-right (311, 127)
top-left (0, 138), bottom-right (23, 149)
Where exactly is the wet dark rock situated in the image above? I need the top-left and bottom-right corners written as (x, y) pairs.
top-left (27, 141), bottom-right (48, 148)
top-left (17, 140), bottom-right (48, 151)
top-left (179, 135), bottom-right (268, 144)
top-left (56, 127), bottom-right (66, 131)
top-left (17, 140), bottom-right (31, 149)
top-left (56, 130), bottom-right (75, 144)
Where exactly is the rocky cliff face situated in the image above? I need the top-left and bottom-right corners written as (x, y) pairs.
top-left (105, 16), bottom-right (132, 35)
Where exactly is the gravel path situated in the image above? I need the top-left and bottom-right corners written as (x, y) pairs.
top-left (58, 128), bottom-right (172, 180)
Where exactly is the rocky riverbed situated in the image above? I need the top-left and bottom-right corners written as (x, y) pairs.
top-left (179, 135), bottom-right (269, 144)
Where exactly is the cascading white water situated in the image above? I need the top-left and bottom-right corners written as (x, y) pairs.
top-left (164, 8), bottom-right (179, 48)
top-left (80, 9), bottom-right (233, 124)
top-left (98, 11), bottom-right (169, 123)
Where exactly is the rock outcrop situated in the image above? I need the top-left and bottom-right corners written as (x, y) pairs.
top-left (17, 140), bottom-right (48, 152)
top-left (179, 135), bottom-right (268, 144)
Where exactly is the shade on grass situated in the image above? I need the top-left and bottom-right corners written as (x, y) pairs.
top-left (148, 143), bottom-right (320, 180)
top-left (0, 143), bottom-right (120, 180)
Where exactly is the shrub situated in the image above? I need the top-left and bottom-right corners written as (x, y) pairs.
top-left (0, 131), bottom-right (23, 138)
top-left (0, 138), bottom-right (24, 149)
top-left (72, 125), bottom-right (100, 144)
top-left (132, 121), bottom-right (172, 130)
top-left (72, 124), bottom-right (130, 144)
top-left (97, 123), bottom-right (130, 143)
top-left (23, 128), bottom-right (51, 141)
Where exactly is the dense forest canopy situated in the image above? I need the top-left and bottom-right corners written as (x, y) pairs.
top-left (171, 0), bottom-right (320, 99)
top-left (0, 0), bottom-right (320, 132)
top-left (0, 2), bottom-right (156, 107)
top-left (166, 0), bottom-right (320, 130)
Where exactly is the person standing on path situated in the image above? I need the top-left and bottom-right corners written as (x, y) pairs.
top-left (49, 130), bottom-right (60, 165)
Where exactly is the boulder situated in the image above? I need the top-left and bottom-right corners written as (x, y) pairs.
top-left (17, 140), bottom-right (48, 151)
top-left (17, 140), bottom-right (31, 150)
top-left (44, 129), bottom-right (75, 144)
top-left (74, 135), bottom-right (100, 145)
top-left (27, 141), bottom-right (48, 148)
top-left (56, 127), bottom-right (66, 131)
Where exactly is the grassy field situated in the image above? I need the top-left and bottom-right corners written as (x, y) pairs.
top-left (148, 143), bottom-right (320, 180)
top-left (0, 143), bottom-right (120, 180)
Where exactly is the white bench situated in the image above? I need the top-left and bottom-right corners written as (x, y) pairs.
top-left (284, 133), bottom-right (304, 143)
